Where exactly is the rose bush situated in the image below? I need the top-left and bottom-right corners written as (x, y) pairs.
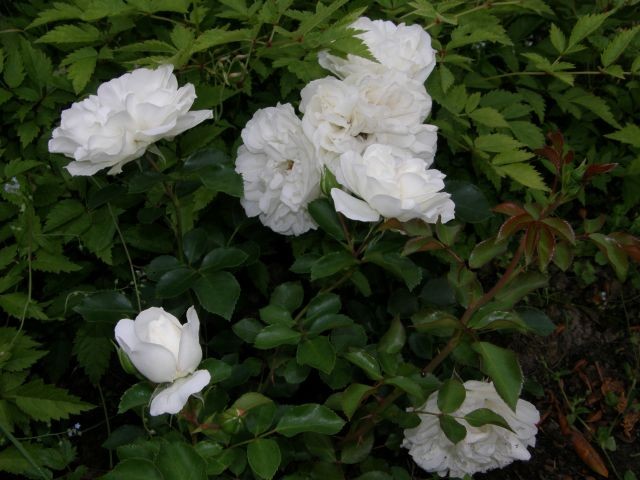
top-left (114, 307), bottom-right (210, 415)
top-left (49, 65), bottom-right (213, 175)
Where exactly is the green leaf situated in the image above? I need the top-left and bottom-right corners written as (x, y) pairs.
top-left (364, 252), bottom-right (422, 291)
top-left (73, 322), bottom-right (112, 383)
top-left (73, 292), bottom-right (134, 323)
top-left (601, 25), bottom-right (640, 67)
top-left (439, 414), bottom-right (467, 444)
top-left (495, 163), bottom-right (549, 191)
top-left (549, 24), bottom-right (566, 52)
top-left (199, 247), bottom-right (248, 272)
top-left (491, 150), bottom-right (535, 166)
top-left (156, 267), bottom-right (199, 298)
top-left (8, 379), bottom-right (93, 422)
top-left (193, 271), bottom-right (240, 320)
top-left (469, 236), bottom-right (508, 269)
top-left (192, 28), bottom-right (252, 53)
top-left (36, 24), bottom-right (102, 44)
top-left (340, 383), bottom-right (372, 420)
top-left (469, 107), bottom-right (508, 128)
top-left (306, 293), bottom-right (341, 321)
top-left (297, 337), bottom-right (336, 374)
top-left (308, 314), bottom-right (353, 335)
top-left (27, 2), bottom-right (84, 28)
top-left (0, 293), bottom-right (47, 321)
top-left (310, 251), bottom-right (357, 280)
top-left (308, 197), bottom-right (345, 241)
top-left (156, 441), bottom-right (207, 480)
top-left (517, 307), bottom-right (555, 336)
top-left (605, 124), bottom-right (640, 148)
top-left (276, 404), bottom-right (345, 437)
top-left (447, 180), bottom-right (492, 223)
top-left (378, 317), bottom-right (406, 354)
top-left (495, 271), bottom-right (548, 308)
top-left (589, 233), bottom-right (629, 281)
top-left (411, 310), bottom-right (460, 332)
top-left (32, 250), bottom-right (81, 273)
top-left (508, 121), bottom-right (545, 149)
top-left (254, 325), bottom-right (301, 349)
top-left (475, 134), bottom-right (524, 153)
top-left (61, 47), bottom-right (97, 93)
top-left (102, 459), bottom-right (163, 480)
top-left (118, 383), bottom-right (154, 414)
top-left (464, 408), bottom-right (513, 431)
top-left (568, 91), bottom-right (620, 128)
top-left (260, 304), bottom-right (293, 326)
top-left (343, 349), bottom-right (382, 380)
top-left (271, 282), bottom-right (304, 313)
top-left (472, 342), bottom-right (523, 410)
top-left (567, 13), bottom-right (610, 49)
top-left (232, 317), bottom-right (262, 343)
top-left (247, 439), bottom-right (281, 480)
top-left (437, 379), bottom-right (466, 414)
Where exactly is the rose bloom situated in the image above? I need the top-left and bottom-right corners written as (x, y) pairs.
top-left (403, 380), bottom-right (540, 478)
top-left (300, 73), bottom-right (432, 175)
top-left (330, 144), bottom-right (455, 223)
top-left (235, 103), bottom-right (321, 236)
top-left (318, 16), bottom-right (436, 83)
top-left (114, 306), bottom-right (211, 416)
top-left (49, 65), bottom-right (212, 176)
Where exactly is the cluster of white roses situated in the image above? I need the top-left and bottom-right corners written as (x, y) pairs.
top-left (235, 17), bottom-right (456, 236)
top-left (404, 381), bottom-right (540, 478)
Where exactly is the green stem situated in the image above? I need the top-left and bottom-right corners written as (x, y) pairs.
top-left (485, 70), bottom-right (634, 80)
top-left (107, 204), bottom-right (142, 311)
top-left (97, 382), bottom-right (113, 469)
top-left (0, 422), bottom-right (48, 479)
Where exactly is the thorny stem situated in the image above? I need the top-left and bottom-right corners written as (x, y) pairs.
top-left (421, 236), bottom-right (526, 375)
top-left (413, 0), bottom-right (523, 28)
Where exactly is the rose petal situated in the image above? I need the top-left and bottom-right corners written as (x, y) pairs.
top-left (177, 307), bottom-right (203, 374)
top-left (149, 369), bottom-right (211, 416)
top-left (331, 188), bottom-right (380, 222)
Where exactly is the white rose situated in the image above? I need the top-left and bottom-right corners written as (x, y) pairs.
top-left (330, 144), bottom-right (455, 223)
top-left (403, 380), bottom-right (540, 478)
top-left (114, 306), bottom-right (211, 416)
top-left (300, 74), bottom-right (432, 174)
top-left (49, 65), bottom-right (213, 176)
top-left (235, 103), bottom-right (321, 236)
top-left (318, 17), bottom-right (436, 83)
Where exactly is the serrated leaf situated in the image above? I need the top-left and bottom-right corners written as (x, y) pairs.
top-left (36, 24), bottom-right (102, 44)
top-left (276, 404), bottom-right (345, 437)
top-left (8, 379), bottom-right (93, 422)
top-left (567, 13), bottom-right (610, 49)
top-left (605, 124), bottom-right (640, 148)
top-left (549, 24), bottom-right (566, 52)
top-left (508, 121), bottom-right (545, 149)
top-left (469, 107), bottom-right (508, 128)
top-left (16, 122), bottom-right (39, 148)
top-left (27, 2), bottom-right (84, 28)
top-left (601, 26), bottom-right (640, 67)
top-left (476, 134), bottom-right (524, 153)
top-left (3, 50), bottom-right (25, 88)
top-left (469, 236), bottom-right (508, 269)
top-left (0, 293), bottom-right (48, 320)
top-left (32, 250), bottom-right (81, 273)
top-left (61, 47), bottom-right (97, 93)
top-left (73, 322), bottom-right (112, 383)
top-left (568, 90), bottom-right (620, 128)
top-left (472, 342), bottom-right (522, 410)
top-left (0, 328), bottom-right (45, 372)
top-left (192, 28), bottom-right (252, 53)
top-left (495, 163), bottom-right (549, 191)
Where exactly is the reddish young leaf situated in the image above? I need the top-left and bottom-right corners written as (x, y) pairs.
top-left (534, 145), bottom-right (562, 171)
top-left (582, 163), bottom-right (618, 182)
top-left (547, 130), bottom-right (564, 153)
top-left (496, 213), bottom-right (533, 242)
top-left (563, 150), bottom-right (574, 164)
top-left (537, 226), bottom-right (556, 271)
top-left (523, 224), bottom-right (540, 265)
top-left (493, 202), bottom-right (526, 217)
top-left (541, 218), bottom-right (576, 244)
top-left (569, 430), bottom-right (609, 478)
